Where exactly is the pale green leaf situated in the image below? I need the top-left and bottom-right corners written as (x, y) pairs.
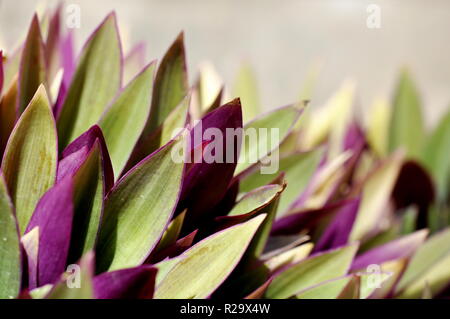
top-left (18, 15), bottom-right (47, 114)
top-left (240, 150), bottom-right (323, 214)
top-left (421, 109), bottom-right (450, 201)
top-left (96, 134), bottom-right (185, 272)
top-left (295, 276), bottom-right (352, 299)
top-left (396, 227), bottom-right (450, 294)
top-left (265, 244), bottom-right (358, 299)
top-left (235, 105), bottom-right (303, 176)
top-left (229, 184), bottom-right (283, 217)
top-left (57, 13), bottom-right (121, 148)
top-left (1, 85), bottom-right (57, 234)
top-left (143, 33), bottom-right (187, 137)
top-left (99, 63), bottom-right (155, 176)
top-left (0, 173), bottom-right (21, 299)
top-left (233, 63), bottom-right (260, 122)
top-left (155, 214), bottom-right (266, 299)
top-left (389, 69), bottom-right (424, 158)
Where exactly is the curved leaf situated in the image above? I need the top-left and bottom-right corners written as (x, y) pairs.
top-left (265, 244), bottom-right (358, 299)
top-left (1, 85), bottom-right (57, 234)
top-left (96, 134), bottom-right (185, 272)
top-left (99, 62), bottom-right (155, 176)
top-left (0, 173), bottom-right (21, 299)
top-left (17, 15), bottom-right (47, 114)
top-left (154, 214), bottom-right (266, 299)
top-left (57, 13), bottom-right (122, 148)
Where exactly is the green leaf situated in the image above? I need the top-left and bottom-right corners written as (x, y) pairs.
top-left (229, 184), bottom-right (283, 217)
top-left (47, 252), bottom-right (94, 299)
top-left (18, 15), bottom-right (47, 114)
top-left (1, 85), bottom-right (57, 234)
top-left (96, 134), bottom-right (185, 272)
top-left (154, 214), bottom-right (266, 299)
top-left (233, 63), bottom-right (260, 122)
top-left (154, 210), bottom-right (186, 254)
top-left (389, 70), bottom-right (424, 158)
top-left (3, 49), bottom-right (22, 90)
top-left (396, 228), bottom-right (450, 295)
top-left (350, 152), bottom-right (403, 241)
top-left (295, 276), bottom-right (352, 299)
top-left (0, 173), bottom-right (21, 299)
top-left (240, 150), bottom-right (323, 214)
top-left (143, 33), bottom-right (187, 137)
top-left (421, 109), bottom-right (450, 201)
top-left (57, 13), bottom-right (121, 149)
top-left (99, 63), bottom-right (155, 177)
top-left (265, 244), bottom-right (358, 299)
top-left (235, 105), bottom-right (304, 176)
top-left (68, 143), bottom-right (105, 262)
top-left (154, 256), bottom-right (184, 287)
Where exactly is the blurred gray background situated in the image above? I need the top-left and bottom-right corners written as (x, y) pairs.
top-left (1, 0), bottom-right (449, 125)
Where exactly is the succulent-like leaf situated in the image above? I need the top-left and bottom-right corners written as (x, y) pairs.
top-left (47, 251), bottom-right (95, 299)
top-left (388, 70), bottom-right (424, 158)
top-left (3, 48), bottom-right (21, 90)
top-left (350, 151), bottom-right (403, 241)
top-left (240, 150), bottom-right (322, 214)
top-left (154, 214), bottom-right (266, 299)
top-left (17, 15), bottom-right (47, 114)
top-left (99, 62), bottom-right (155, 176)
top-left (235, 104), bottom-right (304, 176)
top-left (1, 85), bottom-right (57, 234)
top-left (0, 173), bottom-right (21, 299)
top-left (295, 275), bottom-right (354, 299)
top-left (421, 109), bottom-right (450, 201)
top-left (96, 134), bottom-right (185, 272)
top-left (228, 184), bottom-right (283, 217)
top-left (93, 266), bottom-right (157, 299)
top-left (143, 33), bottom-right (187, 137)
top-left (25, 177), bottom-right (74, 288)
top-left (57, 13), bottom-right (122, 148)
top-left (265, 244), bottom-right (358, 299)
top-left (233, 63), bottom-right (260, 122)
top-left (396, 228), bottom-right (450, 295)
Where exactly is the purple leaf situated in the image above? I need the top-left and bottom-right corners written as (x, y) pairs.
top-left (271, 199), bottom-right (354, 236)
top-left (24, 177), bottom-right (74, 288)
top-left (94, 266), bottom-right (157, 299)
top-left (392, 160), bottom-right (435, 229)
top-left (177, 99), bottom-right (242, 228)
top-left (351, 230), bottom-right (428, 271)
top-left (59, 125), bottom-right (114, 192)
top-left (313, 198), bottom-right (360, 253)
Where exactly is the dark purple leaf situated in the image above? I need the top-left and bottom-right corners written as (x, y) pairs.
top-left (271, 199), bottom-right (354, 236)
top-left (94, 266), bottom-right (157, 299)
top-left (149, 230), bottom-right (198, 263)
top-left (59, 125), bottom-right (114, 192)
top-left (25, 177), bottom-right (74, 288)
top-left (313, 198), bottom-right (360, 253)
top-left (177, 99), bottom-right (242, 229)
top-left (392, 160), bottom-right (435, 229)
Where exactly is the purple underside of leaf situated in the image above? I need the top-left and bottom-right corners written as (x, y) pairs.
top-left (313, 198), bottom-right (360, 253)
top-left (271, 199), bottom-right (354, 236)
top-left (59, 125), bottom-right (114, 191)
top-left (93, 266), bottom-right (157, 299)
top-left (149, 230), bottom-right (198, 263)
top-left (25, 177), bottom-right (74, 288)
top-left (350, 230), bottom-right (428, 271)
top-left (244, 277), bottom-right (273, 299)
top-left (392, 160), bottom-right (435, 229)
top-left (177, 100), bottom-right (243, 227)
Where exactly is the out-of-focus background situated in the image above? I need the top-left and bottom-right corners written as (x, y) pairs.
top-left (1, 0), bottom-right (449, 125)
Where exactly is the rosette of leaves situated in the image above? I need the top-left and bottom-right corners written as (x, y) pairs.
top-left (0, 7), bottom-right (449, 300)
